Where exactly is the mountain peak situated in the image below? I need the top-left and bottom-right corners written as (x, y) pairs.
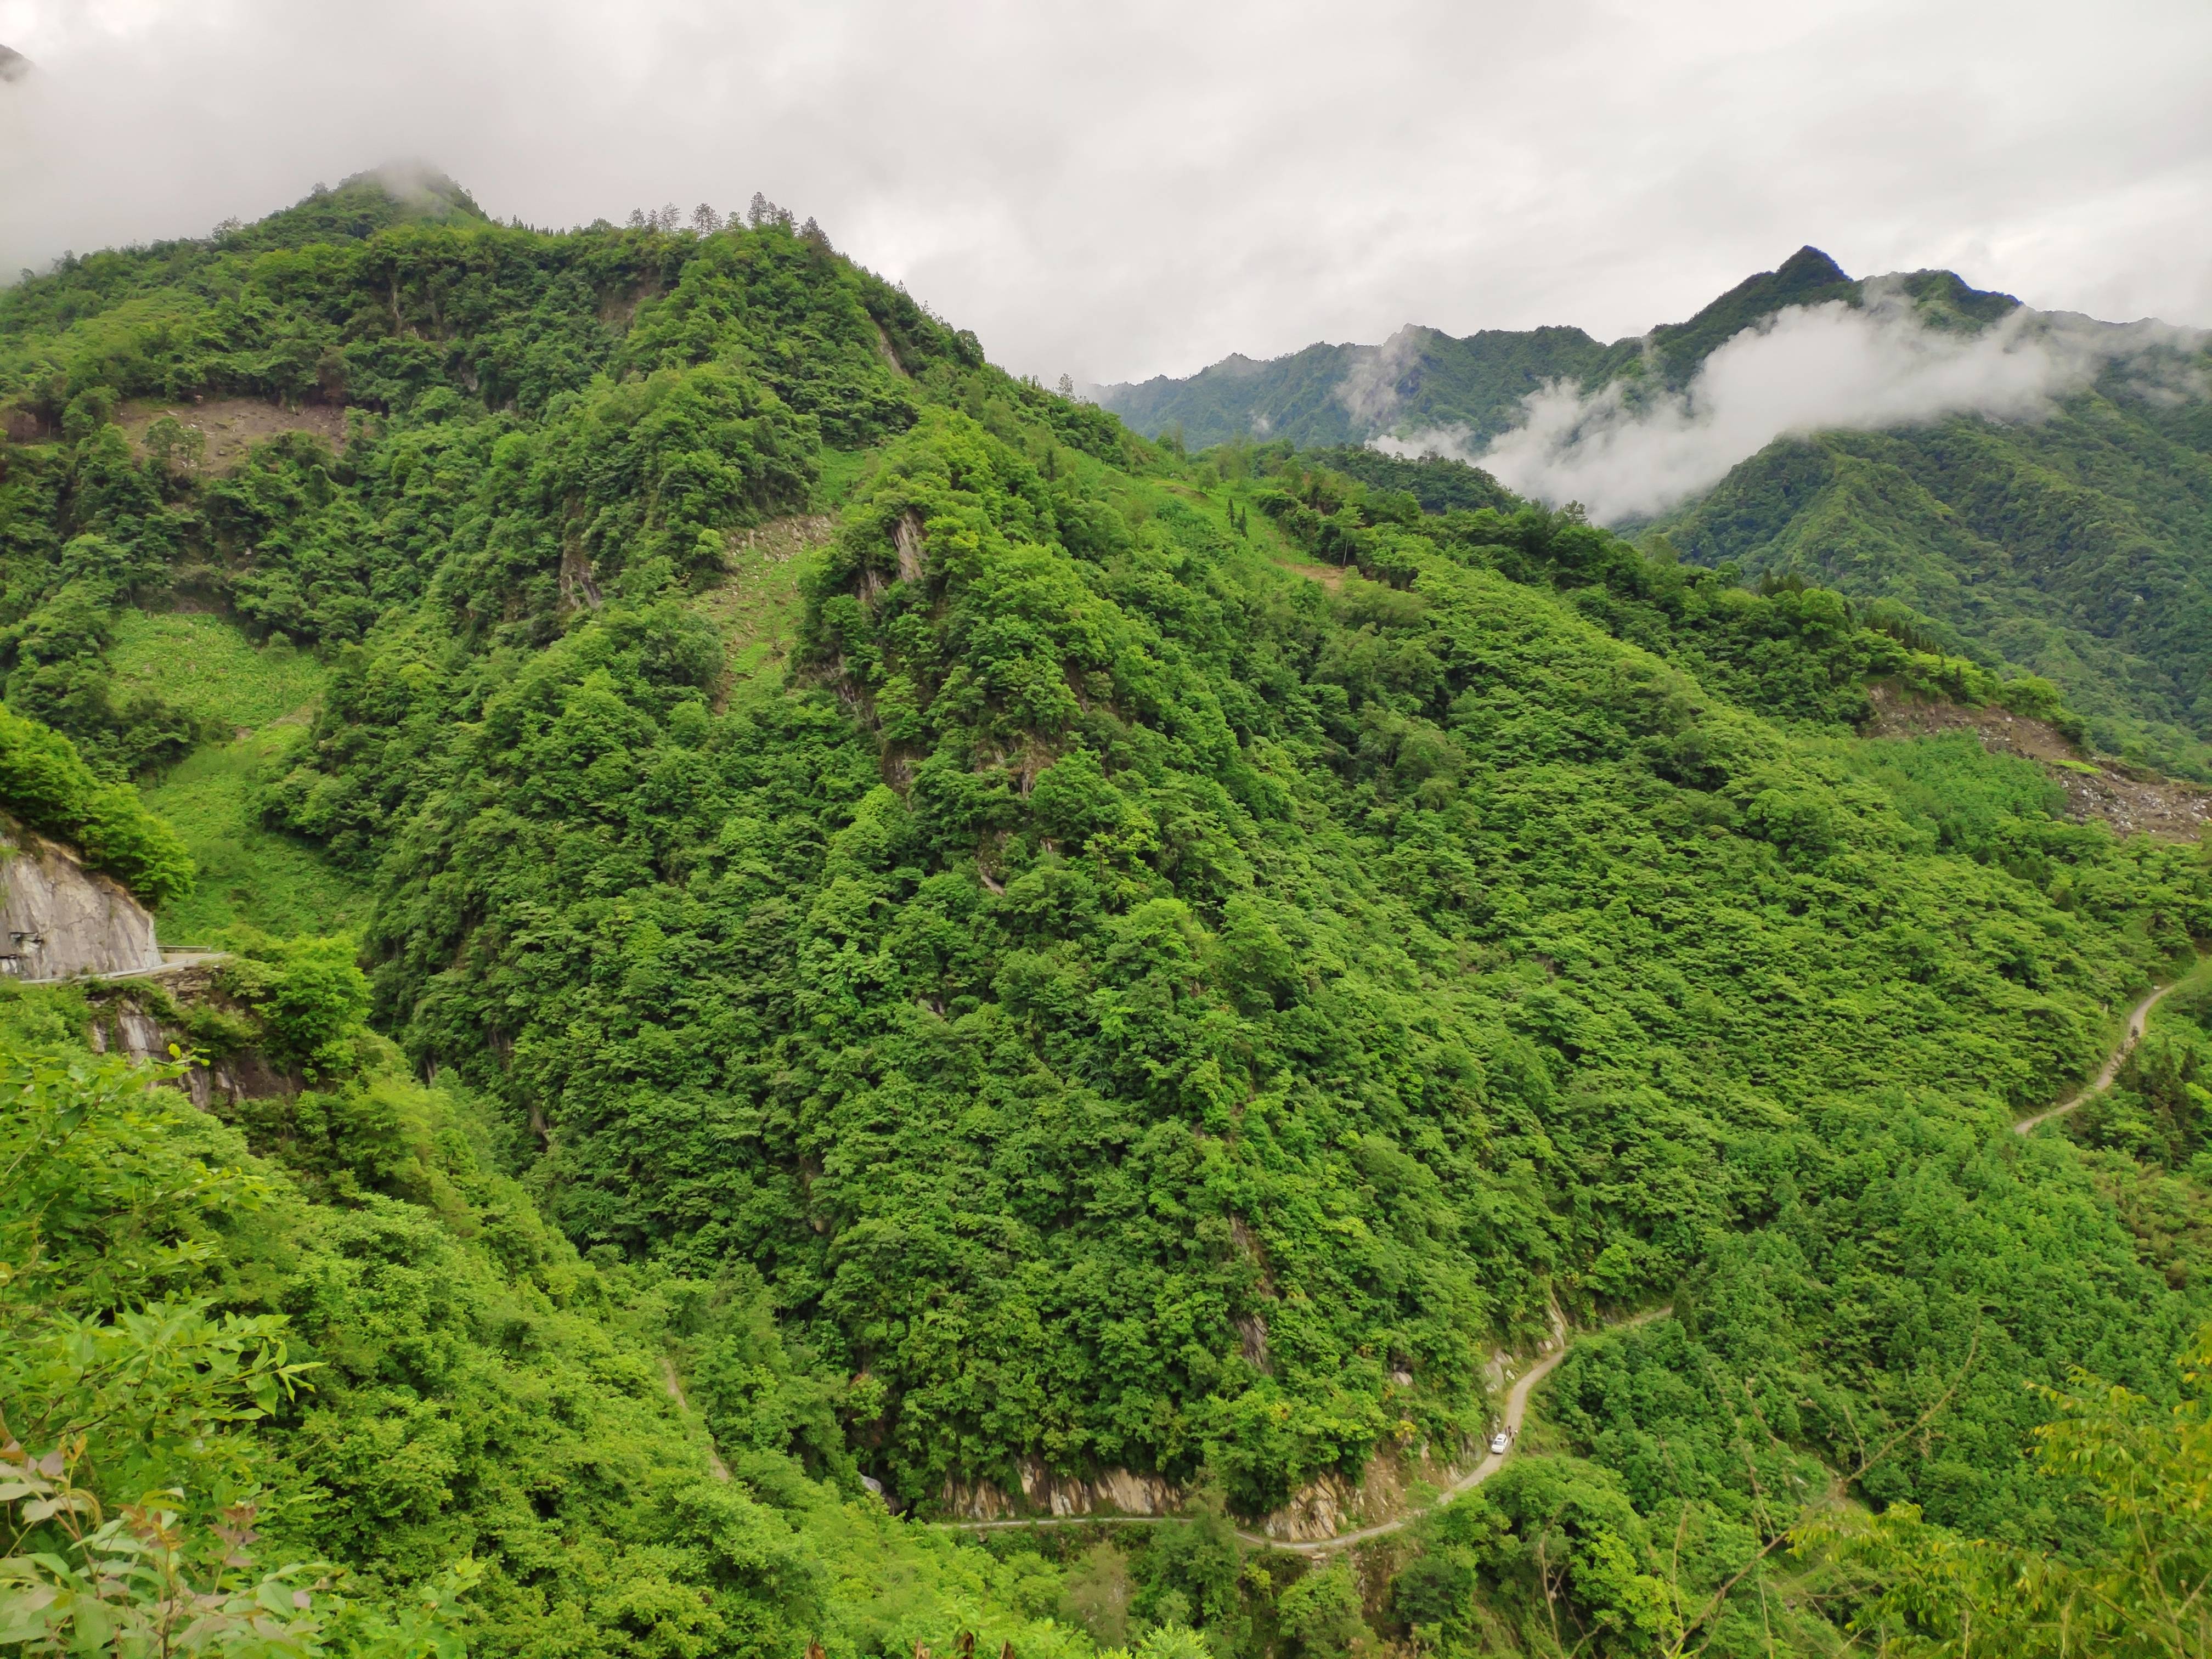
top-left (1776, 245), bottom-right (1851, 287)
top-left (231, 164), bottom-right (489, 251)
top-left (0, 42), bottom-right (33, 82)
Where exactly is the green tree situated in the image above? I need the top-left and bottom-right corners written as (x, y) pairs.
top-left (1809, 1321), bottom-right (2212, 1655)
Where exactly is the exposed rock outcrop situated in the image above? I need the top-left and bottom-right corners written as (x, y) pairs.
top-left (1866, 685), bottom-right (2212, 840)
top-left (85, 961), bottom-right (301, 1105)
top-left (941, 1460), bottom-right (1183, 1521)
top-left (893, 510), bottom-right (928, 583)
top-left (0, 825), bottom-right (163, 981)
top-left (935, 1446), bottom-right (1480, 1542)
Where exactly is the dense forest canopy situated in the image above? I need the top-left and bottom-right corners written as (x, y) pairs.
top-left (4, 171), bottom-right (2211, 1658)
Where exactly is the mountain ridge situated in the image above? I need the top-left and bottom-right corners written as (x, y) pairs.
top-left (1093, 245), bottom-right (2032, 450)
top-left (1102, 250), bottom-right (2212, 780)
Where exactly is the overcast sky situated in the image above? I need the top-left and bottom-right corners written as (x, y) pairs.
top-left (3, 0), bottom-right (2208, 386)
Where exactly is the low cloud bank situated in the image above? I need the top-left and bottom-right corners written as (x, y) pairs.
top-left (1373, 292), bottom-right (2206, 523)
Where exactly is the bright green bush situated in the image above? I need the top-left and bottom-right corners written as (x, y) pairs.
top-left (0, 699), bottom-right (194, 903)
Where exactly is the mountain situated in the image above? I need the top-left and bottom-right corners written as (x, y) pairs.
top-left (1103, 253), bottom-right (2212, 782)
top-left (4, 172), bottom-right (2212, 1658)
top-left (1651, 373), bottom-right (2212, 780)
top-left (1094, 246), bottom-right (1965, 450)
top-left (1098, 322), bottom-right (1614, 453)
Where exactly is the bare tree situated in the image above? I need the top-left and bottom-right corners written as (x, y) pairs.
top-left (691, 203), bottom-right (721, 233)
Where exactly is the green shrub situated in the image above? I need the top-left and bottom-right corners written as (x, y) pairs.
top-left (216, 929), bottom-right (370, 1077)
top-left (0, 698), bottom-right (194, 903)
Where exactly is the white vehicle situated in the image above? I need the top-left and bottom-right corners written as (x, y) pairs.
top-left (1489, 1431), bottom-right (1512, 1455)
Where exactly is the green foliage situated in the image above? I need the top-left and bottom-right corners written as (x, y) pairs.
top-left (1109, 247), bottom-right (2212, 783)
top-left (1274, 1562), bottom-right (1367, 1657)
top-left (1296, 447), bottom-right (1516, 516)
top-left (258, 392), bottom-right (2210, 1556)
top-left (0, 998), bottom-right (1083, 1659)
top-left (1804, 1318), bottom-right (2212, 1656)
top-left (109, 612), bottom-right (327, 732)
top-left (0, 698), bottom-right (194, 903)
top-left (138, 725), bottom-right (368, 944)
top-left (11, 172), bottom-right (2212, 1658)
top-left (1659, 394), bottom-right (2212, 780)
top-left (99, 613), bottom-right (365, 941)
top-left (216, 931), bottom-right (373, 1079)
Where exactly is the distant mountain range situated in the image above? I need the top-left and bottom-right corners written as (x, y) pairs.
top-left (1099, 250), bottom-right (2212, 780)
top-left (1093, 247), bottom-right (2016, 451)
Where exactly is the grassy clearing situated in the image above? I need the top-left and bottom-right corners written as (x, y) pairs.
top-left (813, 444), bottom-right (879, 510)
top-left (110, 611), bottom-right (366, 942)
top-left (697, 515), bottom-right (833, 709)
top-left (142, 728), bottom-right (369, 944)
top-left (110, 611), bottom-right (325, 729)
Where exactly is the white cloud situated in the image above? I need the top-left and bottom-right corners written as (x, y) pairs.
top-left (1336, 328), bottom-right (1427, 427)
top-left (1, 0), bottom-right (2208, 383)
top-left (1378, 295), bottom-right (2207, 523)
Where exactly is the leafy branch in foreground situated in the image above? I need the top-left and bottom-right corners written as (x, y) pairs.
top-left (0, 1441), bottom-right (475, 1658)
top-left (1800, 1321), bottom-right (2212, 1656)
top-left (1652, 1326), bottom-right (1987, 1659)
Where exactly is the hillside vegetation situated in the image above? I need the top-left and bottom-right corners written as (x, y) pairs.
top-left (1100, 249), bottom-right (2212, 786)
top-left (4, 174), bottom-right (2212, 1657)
top-left (1653, 389), bottom-right (2212, 782)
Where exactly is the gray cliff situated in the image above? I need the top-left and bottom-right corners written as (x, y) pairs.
top-left (0, 825), bottom-right (163, 980)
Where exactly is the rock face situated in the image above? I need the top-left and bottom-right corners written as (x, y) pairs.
top-left (941, 1460), bottom-right (1183, 1521)
top-left (0, 826), bottom-right (163, 981)
top-left (84, 963), bottom-right (301, 1105)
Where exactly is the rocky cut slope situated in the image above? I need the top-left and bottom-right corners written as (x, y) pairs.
top-left (0, 815), bottom-right (163, 979)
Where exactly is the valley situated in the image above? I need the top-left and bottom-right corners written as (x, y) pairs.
top-left (1, 170), bottom-right (2209, 1659)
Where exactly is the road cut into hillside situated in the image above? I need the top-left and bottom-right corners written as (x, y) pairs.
top-left (926, 1303), bottom-right (1674, 1555)
top-left (2015, 979), bottom-right (2180, 1136)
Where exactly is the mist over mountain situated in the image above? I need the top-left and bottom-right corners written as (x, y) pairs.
top-left (1093, 244), bottom-right (2195, 489)
top-left (1099, 250), bottom-right (2212, 778)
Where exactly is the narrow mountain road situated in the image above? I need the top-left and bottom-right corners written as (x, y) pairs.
top-left (684, 977), bottom-right (2193, 1553)
top-left (661, 1355), bottom-right (732, 1482)
top-left (18, 947), bottom-right (232, 988)
top-left (928, 1303), bottom-right (1673, 1555)
top-left (2015, 980), bottom-right (2179, 1136)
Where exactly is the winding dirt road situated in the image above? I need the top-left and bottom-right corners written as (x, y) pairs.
top-left (928, 1304), bottom-right (1673, 1556)
top-left (896, 977), bottom-right (2194, 1553)
top-left (2013, 980), bottom-right (2179, 1136)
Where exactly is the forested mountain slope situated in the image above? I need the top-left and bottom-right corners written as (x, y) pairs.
top-left (1095, 324), bottom-right (1613, 455)
top-left (5, 174), bottom-right (2212, 1658)
top-left (1104, 248), bottom-right (2212, 788)
top-left (1652, 385), bottom-right (2212, 781)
